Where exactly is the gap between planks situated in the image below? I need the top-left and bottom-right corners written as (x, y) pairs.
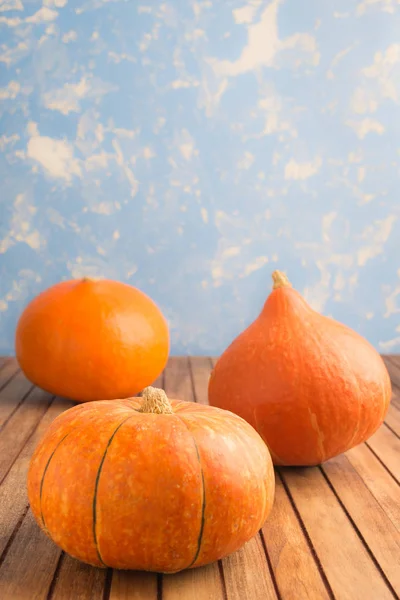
top-left (319, 461), bottom-right (400, 596)
top-left (0, 360), bottom-right (20, 394)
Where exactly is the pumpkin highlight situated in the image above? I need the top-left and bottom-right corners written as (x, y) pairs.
top-left (27, 387), bottom-right (275, 572)
top-left (15, 278), bottom-right (169, 402)
top-left (208, 270), bottom-right (392, 466)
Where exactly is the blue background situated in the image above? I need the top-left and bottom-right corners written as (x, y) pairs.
top-left (1, 0), bottom-right (399, 355)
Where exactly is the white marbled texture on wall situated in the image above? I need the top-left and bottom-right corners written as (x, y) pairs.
top-left (0, 0), bottom-right (399, 354)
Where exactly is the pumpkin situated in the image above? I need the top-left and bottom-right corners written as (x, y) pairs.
top-left (208, 270), bottom-right (392, 466)
top-left (15, 278), bottom-right (169, 402)
top-left (27, 387), bottom-right (275, 572)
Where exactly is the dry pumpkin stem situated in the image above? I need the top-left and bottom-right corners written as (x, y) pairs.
top-left (139, 386), bottom-right (173, 414)
top-left (272, 270), bottom-right (292, 289)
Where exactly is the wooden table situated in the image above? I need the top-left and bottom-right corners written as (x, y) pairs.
top-left (0, 356), bottom-right (399, 600)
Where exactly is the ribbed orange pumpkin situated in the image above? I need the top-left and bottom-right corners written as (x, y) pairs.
top-left (27, 387), bottom-right (275, 572)
top-left (15, 278), bottom-right (169, 402)
top-left (208, 270), bottom-right (392, 466)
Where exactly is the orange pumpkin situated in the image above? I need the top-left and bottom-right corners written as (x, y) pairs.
top-left (208, 270), bottom-right (392, 466)
top-left (15, 278), bottom-right (169, 402)
top-left (27, 387), bottom-right (275, 572)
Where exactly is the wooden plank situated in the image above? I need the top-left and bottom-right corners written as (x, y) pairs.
top-left (390, 388), bottom-right (400, 411)
top-left (0, 357), bottom-right (11, 370)
top-left (189, 356), bottom-right (212, 405)
top-left (263, 475), bottom-right (331, 599)
top-left (109, 571), bottom-right (157, 600)
top-left (0, 396), bottom-right (73, 558)
top-left (281, 467), bottom-right (394, 600)
top-left (164, 356), bottom-right (193, 402)
top-left (149, 372), bottom-right (163, 391)
top-left (385, 404), bottom-right (400, 437)
top-left (221, 535), bottom-right (278, 600)
top-left (0, 359), bottom-right (19, 391)
top-left (0, 386), bottom-right (54, 484)
top-left (382, 356), bottom-right (400, 389)
top-left (0, 509), bottom-right (61, 599)
top-left (387, 355), bottom-right (400, 370)
top-left (367, 425), bottom-right (400, 484)
top-left (0, 370), bottom-right (32, 429)
top-left (346, 444), bottom-right (400, 532)
top-left (322, 453), bottom-right (400, 596)
top-left (50, 554), bottom-right (107, 600)
top-left (163, 565), bottom-right (225, 600)
top-left (150, 371), bottom-right (164, 389)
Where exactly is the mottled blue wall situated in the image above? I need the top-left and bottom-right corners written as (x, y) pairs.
top-left (1, 0), bottom-right (399, 355)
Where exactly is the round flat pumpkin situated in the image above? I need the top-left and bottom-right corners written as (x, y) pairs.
top-left (15, 278), bottom-right (169, 401)
top-left (27, 387), bottom-right (275, 572)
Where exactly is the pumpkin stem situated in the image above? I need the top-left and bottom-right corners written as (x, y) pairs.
top-left (139, 386), bottom-right (173, 415)
top-left (272, 270), bottom-right (292, 289)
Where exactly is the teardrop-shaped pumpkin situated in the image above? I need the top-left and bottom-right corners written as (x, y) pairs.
top-left (27, 387), bottom-right (275, 572)
top-left (15, 278), bottom-right (169, 402)
top-left (208, 270), bottom-right (391, 466)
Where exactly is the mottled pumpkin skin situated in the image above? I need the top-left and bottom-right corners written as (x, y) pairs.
top-left (27, 398), bottom-right (275, 572)
top-left (208, 282), bottom-right (392, 467)
top-left (15, 278), bottom-right (169, 402)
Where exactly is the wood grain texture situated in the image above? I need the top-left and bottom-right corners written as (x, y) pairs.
top-left (263, 475), bottom-right (332, 600)
top-left (0, 359), bottom-right (19, 390)
top-left (0, 386), bottom-right (54, 484)
top-left (0, 370), bottom-right (32, 428)
top-left (221, 535), bottom-right (278, 600)
top-left (346, 443), bottom-right (400, 532)
top-left (164, 356), bottom-right (193, 402)
top-left (0, 396), bottom-right (73, 558)
top-left (0, 358), bottom-right (13, 372)
top-left (322, 453), bottom-right (400, 596)
top-left (189, 356), bottom-right (213, 405)
top-left (392, 396), bottom-right (400, 412)
top-left (50, 555), bottom-right (107, 600)
top-left (367, 425), bottom-right (400, 484)
top-left (391, 388), bottom-right (400, 411)
top-left (281, 467), bottom-right (395, 600)
top-left (163, 564), bottom-right (225, 600)
top-left (109, 571), bottom-right (157, 600)
top-left (0, 510), bottom-right (61, 600)
top-left (385, 404), bottom-right (400, 437)
top-left (382, 356), bottom-right (400, 389)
